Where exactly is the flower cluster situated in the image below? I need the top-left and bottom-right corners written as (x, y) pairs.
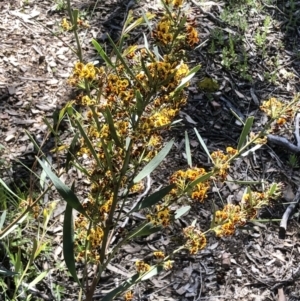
top-left (183, 225), bottom-right (207, 254)
top-left (153, 1), bottom-right (199, 48)
top-left (211, 147), bottom-right (238, 180)
top-left (135, 260), bottom-right (151, 274)
top-left (170, 167), bottom-right (210, 202)
top-left (213, 184), bottom-right (282, 237)
top-left (147, 205), bottom-right (171, 227)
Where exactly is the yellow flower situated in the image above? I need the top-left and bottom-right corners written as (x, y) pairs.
top-left (124, 291), bottom-right (133, 301)
top-left (153, 251), bottom-right (165, 259)
top-left (173, 0), bottom-right (184, 7)
top-left (61, 18), bottom-right (72, 31)
top-left (135, 260), bottom-right (151, 273)
top-left (163, 260), bottom-right (173, 270)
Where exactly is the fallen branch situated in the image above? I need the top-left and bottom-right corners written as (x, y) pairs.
top-left (279, 187), bottom-right (300, 239)
top-left (267, 134), bottom-right (300, 154)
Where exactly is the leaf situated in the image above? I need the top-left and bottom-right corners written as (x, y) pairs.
top-left (128, 223), bottom-right (162, 239)
top-left (63, 204), bottom-right (81, 286)
top-left (237, 116), bottom-right (254, 151)
top-left (141, 265), bottom-right (164, 280)
top-left (194, 128), bottom-right (213, 162)
top-left (75, 120), bottom-right (103, 168)
top-left (131, 184), bottom-right (175, 212)
top-left (0, 266), bottom-right (18, 277)
top-left (174, 206), bottom-right (191, 219)
top-left (134, 140), bottom-right (174, 183)
top-left (27, 271), bottom-right (48, 290)
top-left (186, 171), bottom-right (214, 191)
top-left (185, 131), bottom-right (192, 167)
top-left (101, 273), bottom-right (140, 301)
top-left (66, 132), bottom-right (80, 171)
top-left (124, 12), bottom-right (156, 35)
top-left (92, 39), bottom-right (114, 68)
top-left (103, 107), bottom-right (122, 147)
top-left (37, 158), bottom-right (88, 218)
top-left (0, 211), bottom-right (6, 231)
top-left (0, 179), bottom-right (23, 201)
top-left (174, 65), bottom-right (201, 93)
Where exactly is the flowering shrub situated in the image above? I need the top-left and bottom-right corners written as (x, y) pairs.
top-left (34, 0), bottom-right (300, 300)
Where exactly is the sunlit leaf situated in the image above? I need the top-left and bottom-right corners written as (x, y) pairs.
top-left (185, 131), bottom-right (192, 167)
top-left (237, 116), bottom-right (254, 151)
top-left (101, 274), bottom-right (139, 301)
top-left (194, 128), bottom-right (213, 162)
top-left (134, 140), bottom-right (174, 183)
top-left (141, 265), bottom-right (164, 280)
top-left (174, 206), bottom-right (191, 219)
top-left (131, 184), bottom-right (175, 212)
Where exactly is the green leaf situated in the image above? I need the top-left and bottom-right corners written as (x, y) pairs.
top-left (186, 171), bottom-right (213, 191)
top-left (135, 90), bottom-right (144, 118)
top-left (194, 128), bottom-right (213, 162)
top-left (107, 35), bottom-right (136, 80)
top-left (91, 39), bottom-right (114, 68)
top-left (185, 131), bottom-right (192, 167)
top-left (134, 140), bottom-right (174, 183)
top-left (37, 158), bottom-right (88, 218)
top-left (0, 266), bottom-right (18, 277)
top-left (27, 271), bottom-right (48, 290)
top-left (75, 120), bottom-right (103, 168)
top-left (124, 12), bottom-right (156, 35)
top-left (141, 265), bottom-right (164, 281)
top-left (174, 65), bottom-right (201, 93)
top-left (131, 184), bottom-right (175, 212)
top-left (128, 223), bottom-right (162, 239)
top-left (63, 204), bottom-right (81, 286)
top-left (101, 273), bottom-right (140, 301)
top-left (66, 132), bottom-right (80, 171)
top-left (0, 179), bottom-right (23, 201)
top-left (103, 108), bottom-right (122, 147)
top-left (237, 116), bottom-right (254, 151)
top-left (174, 206), bottom-right (191, 219)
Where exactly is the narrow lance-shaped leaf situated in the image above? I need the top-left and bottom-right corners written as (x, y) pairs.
top-left (134, 139), bottom-right (174, 183)
top-left (131, 184), bottom-right (175, 212)
top-left (141, 265), bottom-right (164, 281)
top-left (91, 39), bottom-right (114, 68)
top-left (104, 107), bottom-right (122, 147)
top-left (185, 131), bottom-right (192, 167)
top-left (174, 65), bottom-right (201, 93)
top-left (185, 171), bottom-right (214, 192)
top-left (194, 128), bottom-right (213, 162)
top-left (63, 203), bottom-right (81, 286)
top-left (128, 223), bottom-right (162, 239)
top-left (174, 205), bottom-right (191, 219)
top-left (66, 132), bottom-right (80, 171)
top-left (37, 158), bottom-right (89, 218)
top-left (75, 120), bottom-right (103, 168)
top-left (237, 116), bottom-right (254, 151)
top-left (101, 274), bottom-right (140, 301)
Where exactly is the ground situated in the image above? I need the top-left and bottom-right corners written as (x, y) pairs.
top-left (0, 0), bottom-right (300, 300)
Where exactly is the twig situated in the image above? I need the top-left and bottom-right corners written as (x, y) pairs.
top-left (279, 187), bottom-right (300, 239)
top-left (294, 113), bottom-right (300, 147)
top-left (267, 134), bottom-right (300, 154)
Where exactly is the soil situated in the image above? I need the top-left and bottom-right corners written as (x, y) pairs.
top-left (0, 0), bottom-right (300, 300)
